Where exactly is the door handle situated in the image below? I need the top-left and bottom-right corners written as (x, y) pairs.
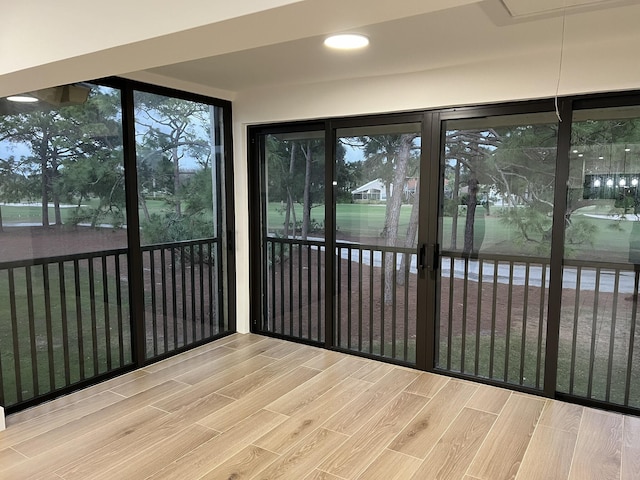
top-left (419, 243), bottom-right (439, 272)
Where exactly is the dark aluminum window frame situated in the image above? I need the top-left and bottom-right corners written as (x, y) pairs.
top-left (248, 90), bottom-right (640, 417)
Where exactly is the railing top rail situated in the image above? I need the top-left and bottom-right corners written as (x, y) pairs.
top-left (336, 242), bottom-right (416, 255)
top-left (0, 247), bottom-right (129, 270)
top-left (141, 237), bottom-right (218, 251)
top-left (266, 236), bottom-right (325, 247)
top-left (441, 249), bottom-right (550, 265)
top-left (563, 258), bottom-right (639, 272)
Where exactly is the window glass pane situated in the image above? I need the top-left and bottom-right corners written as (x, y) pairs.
top-left (335, 123), bottom-right (421, 363)
top-left (262, 131), bottom-right (326, 342)
top-left (442, 113), bottom-right (558, 257)
top-left (437, 112), bottom-right (557, 388)
top-left (337, 123), bottom-right (421, 248)
top-left (133, 91), bottom-right (226, 357)
top-left (558, 106), bottom-right (640, 407)
top-left (0, 84), bottom-right (130, 407)
top-left (264, 131), bottom-right (325, 240)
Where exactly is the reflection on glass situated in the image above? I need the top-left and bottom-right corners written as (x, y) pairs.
top-left (335, 124), bottom-right (421, 363)
top-left (133, 92), bottom-right (226, 356)
top-left (558, 106), bottom-right (640, 408)
top-left (264, 132), bottom-right (326, 240)
top-left (437, 112), bottom-right (557, 388)
top-left (0, 84), bottom-right (130, 406)
top-left (262, 131), bottom-right (326, 342)
top-left (442, 113), bottom-right (558, 256)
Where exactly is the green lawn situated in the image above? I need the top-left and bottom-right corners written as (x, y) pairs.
top-left (0, 262), bottom-right (132, 407)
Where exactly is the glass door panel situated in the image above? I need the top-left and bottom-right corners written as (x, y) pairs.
top-left (261, 131), bottom-right (326, 342)
top-left (335, 123), bottom-right (421, 363)
top-left (438, 112), bottom-right (558, 388)
top-left (559, 106), bottom-right (640, 408)
top-left (133, 91), bottom-right (227, 358)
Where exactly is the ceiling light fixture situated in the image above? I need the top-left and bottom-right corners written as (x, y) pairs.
top-left (324, 34), bottom-right (369, 50)
top-left (6, 94), bottom-right (39, 103)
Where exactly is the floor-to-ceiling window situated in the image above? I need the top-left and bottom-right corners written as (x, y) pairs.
top-left (437, 112), bottom-right (558, 390)
top-left (558, 104), bottom-right (640, 410)
top-left (0, 80), bottom-right (234, 412)
top-left (249, 94), bottom-right (640, 416)
top-left (335, 122), bottom-right (421, 363)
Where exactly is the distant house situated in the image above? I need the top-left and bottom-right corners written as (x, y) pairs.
top-left (351, 179), bottom-right (387, 201)
top-left (352, 177), bottom-right (418, 202)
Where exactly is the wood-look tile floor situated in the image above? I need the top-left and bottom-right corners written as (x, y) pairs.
top-left (1, 333), bottom-right (637, 480)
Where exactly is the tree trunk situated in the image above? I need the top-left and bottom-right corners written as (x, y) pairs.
top-left (173, 146), bottom-right (181, 216)
top-left (463, 174), bottom-right (479, 254)
top-left (139, 192), bottom-right (151, 222)
top-left (397, 179), bottom-right (419, 285)
top-left (42, 165), bottom-right (50, 227)
top-left (0, 205), bottom-right (4, 233)
top-left (284, 142), bottom-right (296, 238)
top-left (384, 134), bottom-right (415, 304)
top-left (52, 156), bottom-right (62, 225)
top-left (301, 141), bottom-right (312, 240)
top-left (451, 160), bottom-right (460, 250)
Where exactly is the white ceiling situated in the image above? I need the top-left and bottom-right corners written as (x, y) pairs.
top-left (141, 0), bottom-right (640, 94)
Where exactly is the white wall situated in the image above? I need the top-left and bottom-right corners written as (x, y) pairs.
top-left (231, 32), bottom-right (640, 332)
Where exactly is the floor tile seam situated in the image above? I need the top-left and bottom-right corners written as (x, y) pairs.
top-left (387, 401), bottom-right (474, 462)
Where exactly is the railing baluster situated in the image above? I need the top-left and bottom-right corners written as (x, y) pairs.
top-left (447, 256), bottom-right (454, 370)
top-left (298, 242), bottom-right (302, 339)
top-left (337, 246), bottom-right (342, 347)
top-left (199, 244), bottom-right (205, 339)
top-left (88, 258), bottom-right (99, 375)
top-left (317, 245), bottom-right (322, 341)
top-left (624, 270), bottom-right (639, 406)
top-left (461, 257), bottom-right (469, 373)
top-left (289, 243), bottom-right (293, 337)
top-left (190, 245), bottom-right (196, 343)
top-left (171, 248), bottom-right (178, 351)
top-left (269, 241), bottom-right (275, 332)
top-left (43, 264), bottom-right (55, 392)
top-left (9, 269), bottom-right (23, 403)
top-left (605, 269), bottom-right (621, 403)
top-left (490, 260), bottom-right (499, 379)
top-left (115, 254), bottom-right (125, 366)
top-left (369, 248), bottom-right (374, 354)
top-left (102, 255), bottom-right (112, 371)
top-left (25, 265), bottom-right (39, 397)
top-left (59, 262), bottom-right (71, 384)
top-left (475, 259), bottom-right (483, 376)
top-left (587, 268), bottom-right (601, 398)
top-left (569, 266), bottom-right (582, 395)
top-left (403, 253), bottom-right (410, 362)
top-left (536, 264), bottom-right (548, 389)
top-left (209, 242), bottom-right (215, 335)
top-left (347, 246), bottom-right (353, 350)
top-left (520, 263), bottom-right (531, 386)
top-left (160, 248), bottom-right (168, 354)
top-left (359, 248), bottom-right (363, 353)
top-left (181, 246), bottom-right (187, 347)
top-left (391, 251), bottom-right (397, 359)
top-left (504, 262), bottom-right (515, 383)
top-left (380, 250), bottom-right (386, 357)
top-left (307, 244), bottom-right (312, 340)
top-left (149, 250), bottom-right (157, 357)
top-left (74, 259), bottom-right (85, 381)
top-left (280, 242), bottom-right (285, 335)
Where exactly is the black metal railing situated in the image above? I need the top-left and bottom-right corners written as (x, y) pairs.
top-left (335, 242), bottom-right (417, 364)
top-left (263, 237), bottom-right (325, 343)
top-left (141, 238), bottom-right (223, 359)
top-left (437, 252), bottom-right (550, 390)
top-left (558, 260), bottom-right (640, 410)
top-left (0, 238), bottom-right (225, 410)
top-left (0, 249), bottom-right (132, 409)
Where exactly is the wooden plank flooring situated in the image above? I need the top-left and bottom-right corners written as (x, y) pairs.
top-left (0, 333), bottom-right (635, 480)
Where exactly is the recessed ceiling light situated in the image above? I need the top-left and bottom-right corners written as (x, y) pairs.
top-left (324, 34), bottom-right (369, 50)
top-left (7, 94), bottom-right (38, 103)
